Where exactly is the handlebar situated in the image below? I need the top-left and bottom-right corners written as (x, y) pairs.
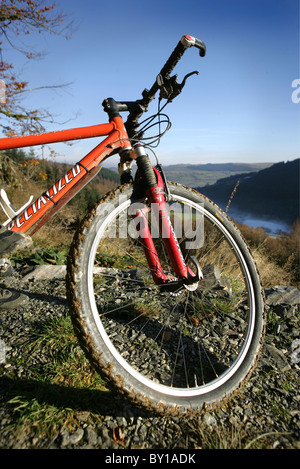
top-left (102, 35), bottom-right (206, 136)
top-left (143, 35), bottom-right (206, 105)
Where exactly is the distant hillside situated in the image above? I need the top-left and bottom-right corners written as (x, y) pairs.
top-left (195, 159), bottom-right (300, 225)
top-left (161, 162), bottom-right (273, 187)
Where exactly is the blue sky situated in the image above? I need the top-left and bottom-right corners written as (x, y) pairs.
top-left (3, 0), bottom-right (300, 166)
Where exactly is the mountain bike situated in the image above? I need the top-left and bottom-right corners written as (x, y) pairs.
top-left (0, 35), bottom-right (265, 414)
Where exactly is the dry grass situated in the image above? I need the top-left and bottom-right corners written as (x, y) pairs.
top-left (238, 221), bottom-right (300, 288)
top-left (252, 248), bottom-right (293, 288)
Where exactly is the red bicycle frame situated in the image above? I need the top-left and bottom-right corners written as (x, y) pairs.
top-left (0, 116), bottom-right (197, 286)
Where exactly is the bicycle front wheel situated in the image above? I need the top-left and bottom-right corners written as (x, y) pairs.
top-left (66, 182), bottom-right (265, 414)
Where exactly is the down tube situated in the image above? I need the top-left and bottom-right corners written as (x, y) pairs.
top-left (6, 162), bottom-right (87, 232)
top-left (6, 131), bottom-right (122, 233)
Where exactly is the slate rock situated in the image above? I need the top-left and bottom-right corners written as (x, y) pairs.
top-left (264, 285), bottom-right (300, 307)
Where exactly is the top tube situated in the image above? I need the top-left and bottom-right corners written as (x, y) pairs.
top-left (0, 122), bottom-right (115, 151)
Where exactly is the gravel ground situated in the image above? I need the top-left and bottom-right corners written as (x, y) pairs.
top-left (0, 267), bottom-right (299, 450)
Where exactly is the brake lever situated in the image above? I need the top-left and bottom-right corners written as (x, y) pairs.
top-left (157, 71), bottom-right (199, 101)
top-left (181, 70), bottom-right (199, 88)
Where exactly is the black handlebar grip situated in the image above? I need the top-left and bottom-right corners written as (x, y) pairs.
top-left (159, 40), bottom-right (187, 78)
top-left (161, 35), bottom-right (206, 77)
top-left (181, 35), bottom-right (206, 57)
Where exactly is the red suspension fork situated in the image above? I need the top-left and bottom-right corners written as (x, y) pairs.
top-left (133, 206), bottom-right (169, 285)
top-left (146, 168), bottom-right (194, 281)
top-left (131, 147), bottom-right (196, 285)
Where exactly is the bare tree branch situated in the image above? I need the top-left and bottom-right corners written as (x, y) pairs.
top-left (0, 0), bottom-right (76, 136)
